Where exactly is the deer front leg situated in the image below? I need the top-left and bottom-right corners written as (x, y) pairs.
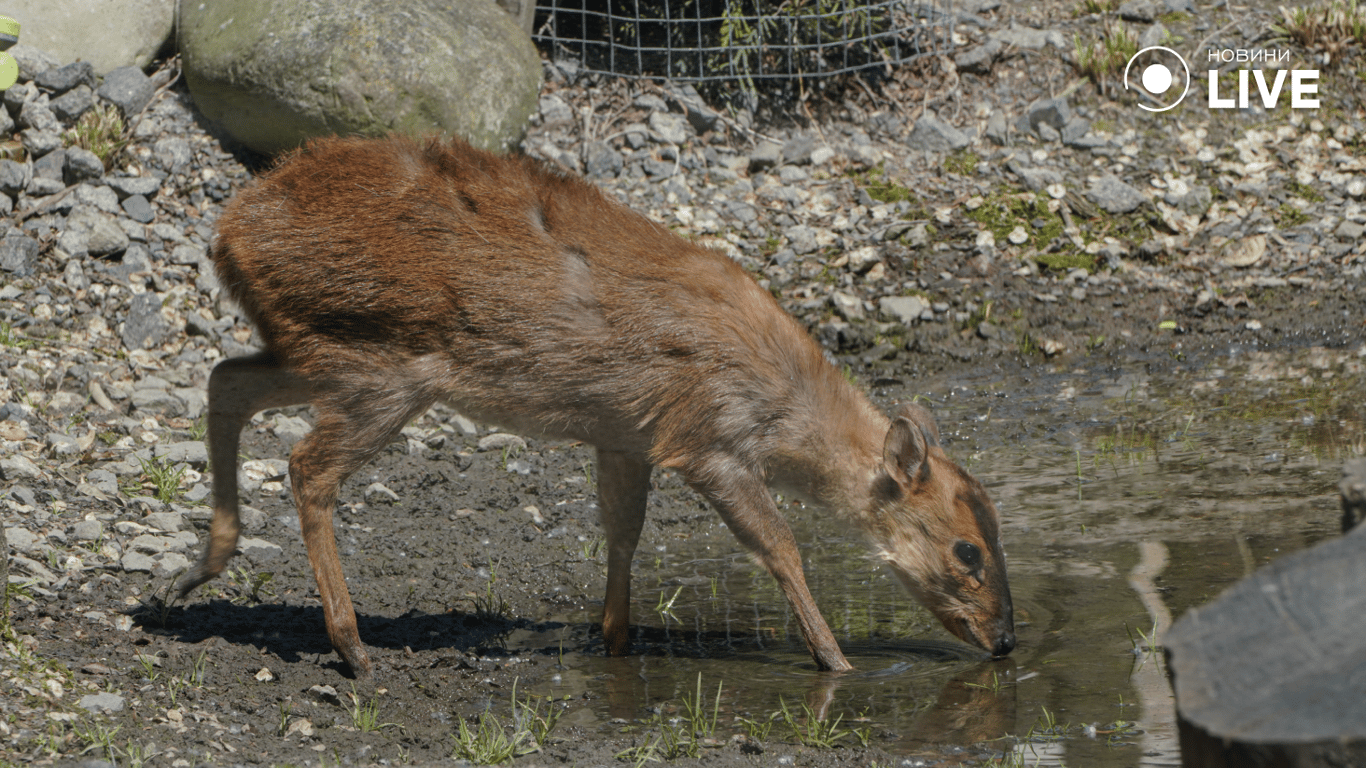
top-left (596, 449), bottom-right (651, 656)
top-left (691, 463), bottom-right (853, 672)
top-left (179, 353), bottom-right (310, 598)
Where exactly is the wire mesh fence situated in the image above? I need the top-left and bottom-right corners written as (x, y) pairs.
top-left (532, 0), bottom-right (955, 85)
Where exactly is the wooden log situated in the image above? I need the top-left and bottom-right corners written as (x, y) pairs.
top-left (1168, 460), bottom-right (1366, 767)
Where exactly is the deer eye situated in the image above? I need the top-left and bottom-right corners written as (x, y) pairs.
top-left (954, 541), bottom-right (982, 570)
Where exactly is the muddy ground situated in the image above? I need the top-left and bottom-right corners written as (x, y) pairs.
top-left (5, 267), bottom-right (1362, 768)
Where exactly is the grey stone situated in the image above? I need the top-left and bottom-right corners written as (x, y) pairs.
top-left (7, 44), bottom-right (61, 82)
top-left (985, 111), bottom-right (1009, 145)
top-left (1018, 97), bottom-right (1071, 136)
top-left (106, 175), bottom-right (162, 199)
top-left (1061, 117), bottom-right (1091, 146)
top-left (131, 388), bottom-right (185, 416)
top-left (786, 225), bottom-right (821, 254)
top-left (989, 24), bottom-right (1067, 50)
top-left (668, 83), bottom-right (720, 134)
top-left (1, 454), bottom-right (44, 481)
top-left (0, 234), bottom-right (39, 277)
top-left (154, 441), bottom-right (209, 466)
top-left (143, 512), bottom-right (185, 533)
top-left (73, 519), bottom-right (104, 542)
top-left (1087, 173), bottom-right (1148, 214)
top-left (748, 141), bottom-right (782, 171)
top-left (122, 194), bottom-right (155, 223)
top-left (170, 243), bottom-right (207, 266)
top-left (151, 137), bottom-right (192, 173)
top-left (477, 432), bottom-right (526, 452)
top-left (50, 85), bottom-right (94, 123)
top-left (907, 115), bottom-right (970, 152)
top-left (122, 291), bottom-right (171, 351)
top-left (240, 537), bottom-right (284, 563)
top-left (61, 207), bottom-right (129, 257)
top-left (1173, 185), bottom-right (1212, 216)
top-left (17, 5), bottom-right (174, 73)
top-left (63, 259), bottom-right (91, 292)
top-left (1118, 0), bottom-right (1158, 21)
top-left (0, 160), bottom-right (27, 197)
top-left (880, 295), bottom-right (929, 324)
top-left (582, 141), bottom-right (623, 178)
top-left (648, 111), bottom-right (689, 145)
top-left (1336, 220), bottom-right (1365, 241)
top-left (121, 551), bottom-right (156, 572)
top-left (537, 93), bottom-right (573, 125)
top-left (32, 149), bottom-right (65, 182)
top-left (98, 66), bottom-right (158, 117)
top-left (35, 61), bottom-right (97, 94)
top-left (1164, 0), bottom-right (1196, 12)
top-left (20, 128), bottom-right (63, 158)
top-left (4, 527), bottom-right (39, 552)
top-left (128, 530), bottom-right (198, 554)
top-left (955, 37), bottom-right (1003, 74)
top-left (74, 183), bottom-right (122, 214)
top-left (79, 692), bottom-right (127, 714)
top-left (270, 415), bottom-right (312, 447)
top-left (180, 0), bottom-right (541, 155)
top-left (65, 148), bottom-right (106, 184)
top-left (86, 468), bottom-right (119, 496)
top-left (1139, 21), bottom-right (1168, 49)
top-left (781, 134), bottom-right (817, 165)
top-left (153, 552), bottom-right (191, 578)
top-left (46, 432), bottom-right (82, 457)
top-left (19, 99), bottom-right (58, 132)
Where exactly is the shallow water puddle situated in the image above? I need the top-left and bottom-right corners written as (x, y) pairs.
top-left (512, 344), bottom-right (1365, 766)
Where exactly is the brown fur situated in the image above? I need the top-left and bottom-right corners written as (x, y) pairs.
top-left (179, 135), bottom-right (1015, 677)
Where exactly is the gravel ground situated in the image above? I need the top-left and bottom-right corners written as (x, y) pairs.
top-left (1, 1), bottom-right (1364, 764)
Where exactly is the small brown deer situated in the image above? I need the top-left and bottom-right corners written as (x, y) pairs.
top-left (178, 135), bottom-right (1015, 678)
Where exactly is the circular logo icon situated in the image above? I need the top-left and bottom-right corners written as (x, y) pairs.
top-left (1123, 46), bottom-right (1191, 112)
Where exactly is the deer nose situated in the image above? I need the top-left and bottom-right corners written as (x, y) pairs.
top-left (991, 631), bottom-right (1016, 657)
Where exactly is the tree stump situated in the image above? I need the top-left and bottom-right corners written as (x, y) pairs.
top-left (1166, 459), bottom-right (1366, 767)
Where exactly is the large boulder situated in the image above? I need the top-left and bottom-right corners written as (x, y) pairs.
top-left (7, 0), bottom-right (175, 74)
top-left (179, 0), bottom-right (541, 156)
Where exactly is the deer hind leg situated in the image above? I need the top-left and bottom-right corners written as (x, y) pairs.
top-left (289, 385), bottom-right (439, 679)
top-left (596, 449), bottom-right (651, 656)
top-left (179, 352), bottom-right (311, 598)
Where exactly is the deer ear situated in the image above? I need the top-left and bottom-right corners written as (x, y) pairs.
top-left (898, 402), bottom-right (941, 447)
top-left (883, 413), bottom-right (930, 487)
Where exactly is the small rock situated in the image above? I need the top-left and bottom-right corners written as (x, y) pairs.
top-left (143, 511), bottom-right (185, 533)
top-left (239, 537), bottom-right (283, 563)
top-left (121, 551), bottom-right (156, 573)
top-left (270, 415), bottom-right (312, 447)
top-left (1018, 97), bottom-right (1071, 136)
top-left (153, 552), bottom-right (191, 578)
top-left (781, 134), bottom-right (817, 165)
top-left (97, 66), bottom-right (157, 117)
top-left (121, 194), bottom-right (155, 223)
top-left (364, 482), bottom-right (400, 503)
top-left (477, 433), bottom-right (527, 452)
top-left (122, 291), bottom-right (171, 351)
top-left (955, 37), bottom-right (1003, 74)
top-left (79, 692), bottom-right (126, 714)
top-left (72, 519), bottom-right (104, 542)
top-left (1118, 0), bottom-right (1157, 21)
top-left (879, 295), bottom-right (929, 324)
top-left (1223, 234), bottom-right (1267, 267)
top-left (648, 111), bottom-right (689, 145)
top-left (830, 291), bottom-right (865, 322)
top-left (1335, 220), bottom-right (1364, 241)
top-left (907, 115), bottom-right (971, 152)
top-left (106, 175), bottom-right (162, 199)
top-left (34, 61), bottom-right (96, 94)
top-left (984, 111), bottom-right (1009, 145)
top-left (50, 85), bottom-right (94, 123)
top-left (1087, 174), bottom-right (1147, 214)
top-left (583, 141), bottom-right (623, 178)
top-left (748, 141), bottom-right (782, 171)
top-left (1, 454), bottom-right (43, 481)
top-left (65, 148), bottom-right (106, 184)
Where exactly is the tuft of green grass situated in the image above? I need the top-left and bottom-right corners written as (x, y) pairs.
top-left (1275, 203), bottom-right (1311, 228)
top-left (1275, 0), bottom-right (1366, 64)
top-left (131, 455), bottom-right (187, 504)
top-left (1073, 22), bottom-right (1140, 93)
top-left (0, 321), bottom-right (37, 349)
top-left (1075, 0), bottom-right (1119, 14)
top-left (349, 684), bottom-right (400, 733)
top-left (777, 696), bottom-right (868, 748)
top-left (966, 190), bottom-right (1066, 252)
top-left (1286, 179), bottom-right (1326, 202)
top-left (848, 164), bottom-right (917, 204)
top-left (62, 103), bottom-right (128, 169)
top-left (227, 566), bottom-right (275, 605)
top-left (944, 149), bottom-right (980, 176)
top-left (450, 680), bottom-right (563, 763)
